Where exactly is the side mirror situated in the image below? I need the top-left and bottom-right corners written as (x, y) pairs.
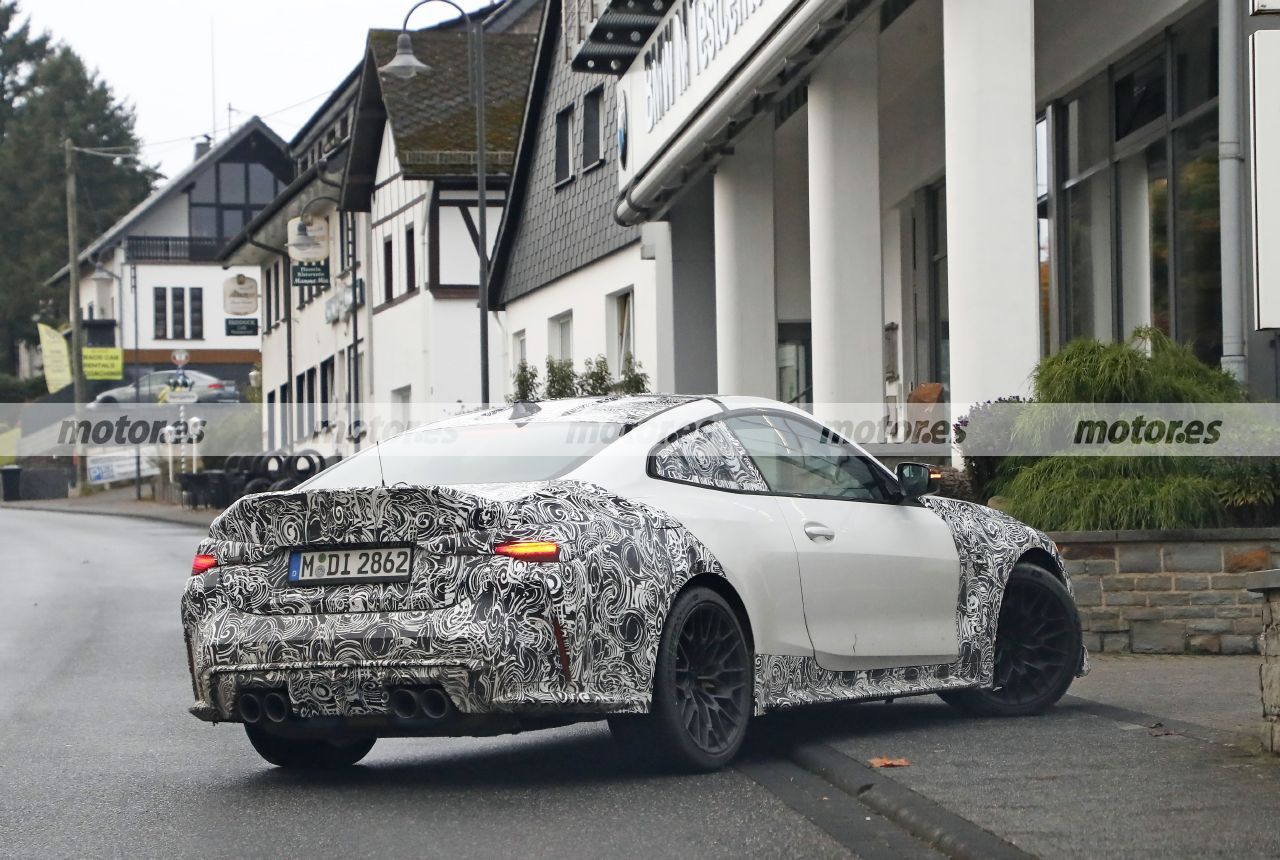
top-left (896, 462), bottom-right (941, 500)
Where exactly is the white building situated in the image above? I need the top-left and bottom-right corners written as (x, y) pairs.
top-left (222, 3), bottom-right (540, 456)
top-left (496, 0), bottom-right (1280, 424)
top-left (489, 0), bottom-right (676, 396)
top-left (48, 118), bottom-right (290, 390)
top-left (220, 71), bottom-right (368, 456)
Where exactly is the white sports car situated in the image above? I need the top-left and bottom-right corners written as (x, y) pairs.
top-left (182, 395), bottom-right (1086, 771)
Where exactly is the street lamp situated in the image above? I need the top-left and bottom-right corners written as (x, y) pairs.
top-left (380, 0), bottom-right (491, 406)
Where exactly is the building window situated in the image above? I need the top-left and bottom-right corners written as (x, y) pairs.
top-left (610, 290), bottom-right (634, 372)
top-left (583, 88), bottom-right (604, 169)
top-left (264, 266), bottom-right (274, 329)
top-left (267, 390), bottom-right (277, 449)
top-left (908, 182), bottom-right (949, 395)
top-left (153, 288), bottom-right (166, 339)
top-left (171, 287), bottom-right (187, 339)
top-left (189, 160), bottom-right (283, 241)
top-left (513, 330), bottom-right (527, 366)
top-left (383, 236), bottom-right (394, 303)
top-left (405, 224), bottom-right (416, 291)
top-left (554, 106), bottom-right (575, 185)
top-left (279, 383), bottom-right (291, 445)
top-left (1053, 2), bottom-right (1220, 364)
top-left (549, 313), bottom-right (573, 360)
top-left (296, 372), bottom-right (307, 439)
top-left (190, 287), bottom-right (204, 339)
top-left (320, 357), bottom-right (334, 430)
top-left (305, 367), bottom-right (317, 436)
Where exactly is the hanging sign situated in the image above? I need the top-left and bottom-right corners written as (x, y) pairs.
top-left (287, 216), bottom-right (330, 263)
top-left (291, 258), bottom-right (331, 290)
top-left (223, 274), bottom-right (259, 316)
top-left (225, 318), bottom-right (259, 336)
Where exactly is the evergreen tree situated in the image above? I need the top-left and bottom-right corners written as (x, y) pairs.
top-left (0, 2), bottom-right (156, 375)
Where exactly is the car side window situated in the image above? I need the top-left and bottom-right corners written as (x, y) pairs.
top-left (725, 413), bottom-right (889, 502)
top-left (650, 420), bottom-right (769, 492)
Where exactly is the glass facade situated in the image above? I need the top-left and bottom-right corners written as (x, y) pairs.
top-left (1053, 3), bottom-right (1220, 364)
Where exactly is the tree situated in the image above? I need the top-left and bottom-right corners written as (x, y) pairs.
top-left (0, 4), bottom-right (156, 376)
top-left (0, 1), bottom-right (47, 140)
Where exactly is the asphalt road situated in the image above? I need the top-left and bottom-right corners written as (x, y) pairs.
top-left (3, 506), bottom-right (1280, 859)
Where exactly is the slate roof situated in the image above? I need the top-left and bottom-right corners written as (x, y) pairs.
top-left (368, 28), bottom-right (537, 178)
top-left (487, 0), bottom-right (639, 309)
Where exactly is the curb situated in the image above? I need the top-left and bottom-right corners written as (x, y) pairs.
top-left (0, 501), bottom-right (216, 530)
top-left (790, 742), bottom-right (1036, 860)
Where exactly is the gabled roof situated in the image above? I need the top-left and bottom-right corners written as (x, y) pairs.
top-left (45, 116), bottom-right (288, 287)
top-left (288, 63), bottom-right (362, 152)
top-left (342, 19), bottom-right (539, 211)
top-left (217, 139), bottom-right (350, 266)
top-left (487, 0), bottom-right (638, 309)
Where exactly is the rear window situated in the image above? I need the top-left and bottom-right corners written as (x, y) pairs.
top-left (301, 421), bottom-right (623, 490)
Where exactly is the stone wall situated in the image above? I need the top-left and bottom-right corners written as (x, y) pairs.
top-left (1049, 529), bottom-right (1280, 655)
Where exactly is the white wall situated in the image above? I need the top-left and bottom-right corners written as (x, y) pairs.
top-left (79, 259), bottom-right (262, 354)
top-left (500, 243), bottom-right (656, 400)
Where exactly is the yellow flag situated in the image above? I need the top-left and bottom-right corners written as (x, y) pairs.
top-left (37, 324), bottom-right (71, 394)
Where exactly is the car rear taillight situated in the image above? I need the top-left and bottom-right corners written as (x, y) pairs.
top-left (494, 540), bottom-right (560, 562)
top-left (191, 553), bottom-right (218, 576)
top-left (207, 382), bottom-right (224, 390)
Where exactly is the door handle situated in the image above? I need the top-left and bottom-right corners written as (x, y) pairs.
top-left (803, 522), bottom-right (835, 542)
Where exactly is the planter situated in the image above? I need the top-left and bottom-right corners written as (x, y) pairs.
top-left (1048, 528), bottom-right (1280, 655)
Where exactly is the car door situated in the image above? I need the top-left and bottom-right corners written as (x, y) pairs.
top-left (725, 411), bottom-right (961, 672)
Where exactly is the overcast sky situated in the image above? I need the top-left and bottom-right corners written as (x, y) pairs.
top-left (22, 0), bottom-right (492, 179)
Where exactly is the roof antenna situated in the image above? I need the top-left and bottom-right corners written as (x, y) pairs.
top-left (510, 400), bottom-right (541, 420)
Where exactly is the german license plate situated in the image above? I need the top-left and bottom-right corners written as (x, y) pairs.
top-left (288, 547), bottom-right (412, 584)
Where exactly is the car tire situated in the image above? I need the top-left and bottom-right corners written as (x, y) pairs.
top-left (939, 561), bottom-right (1081, 717)
top-left (244, 723), bottom-right (375, 769)
top-left (241, 477), bottom-right (272, 498)
top-left (607, 585), bottom-right (752, 772)
top-left (287, 450), bottom-right (325, 482)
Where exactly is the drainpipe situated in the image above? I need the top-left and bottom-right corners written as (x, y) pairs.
top-left (1220, 0), bottom-right (1247, 382)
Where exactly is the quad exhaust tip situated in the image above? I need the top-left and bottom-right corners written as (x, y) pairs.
top-left (262, 691), bottom-right (289, 723)
top-left (389, 686), bottom-right (453, 721)
top-left (238, 689), bottom-right (289, 724)
top-left (237, 692), bottom-right (263, 724)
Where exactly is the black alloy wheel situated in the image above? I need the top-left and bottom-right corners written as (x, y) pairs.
top-left (940, 561), bottom-right (1082, 717)
top-left (609, 586), bottom-right (752, 771)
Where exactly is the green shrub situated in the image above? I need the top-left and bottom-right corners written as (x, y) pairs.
top-left (994, 328), bottom-right (1273, 532)
top-left (578, 355), bottom-right (613, 396)
top-left (0, 374), bottom-right (45, 403)
top-left (544, 357), bottom-right (577, 399)
top-left (617, 353), bottom-right (650, 395)
top-left (508, 360), bottom-right (541, 403)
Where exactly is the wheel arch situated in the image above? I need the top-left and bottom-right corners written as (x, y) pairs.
top-left (676, 572), bottom-right (756, 655)
top-left (1017, 547), bottom-right (1066, 585)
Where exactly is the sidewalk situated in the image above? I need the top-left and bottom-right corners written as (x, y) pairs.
top-left (762, 653), bottom-right (1278, 858)
top-left (1, 485), bottom-right (220, 529)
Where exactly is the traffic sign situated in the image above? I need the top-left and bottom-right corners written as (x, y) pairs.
top-left (171, 349), bottom-right (189, 367)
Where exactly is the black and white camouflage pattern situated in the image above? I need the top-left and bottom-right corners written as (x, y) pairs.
top-left (650, 420), bottom-right (770, 491)
top-left (183, 480), bottom-right (727, 723)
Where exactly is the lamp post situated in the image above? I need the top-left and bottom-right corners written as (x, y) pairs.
top-left (380, 0), bottom-right (491, 406)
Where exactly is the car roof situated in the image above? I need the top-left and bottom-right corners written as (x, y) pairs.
top-left (428, 395), bottom-right (706, 429)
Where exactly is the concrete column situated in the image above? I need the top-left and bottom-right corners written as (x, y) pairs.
top-left (943, 0), bottom-right (1040, 407)
top-left (808, 21), bottom-right (883, 425)
top-left (713, 118), bottom-right (776, 397)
